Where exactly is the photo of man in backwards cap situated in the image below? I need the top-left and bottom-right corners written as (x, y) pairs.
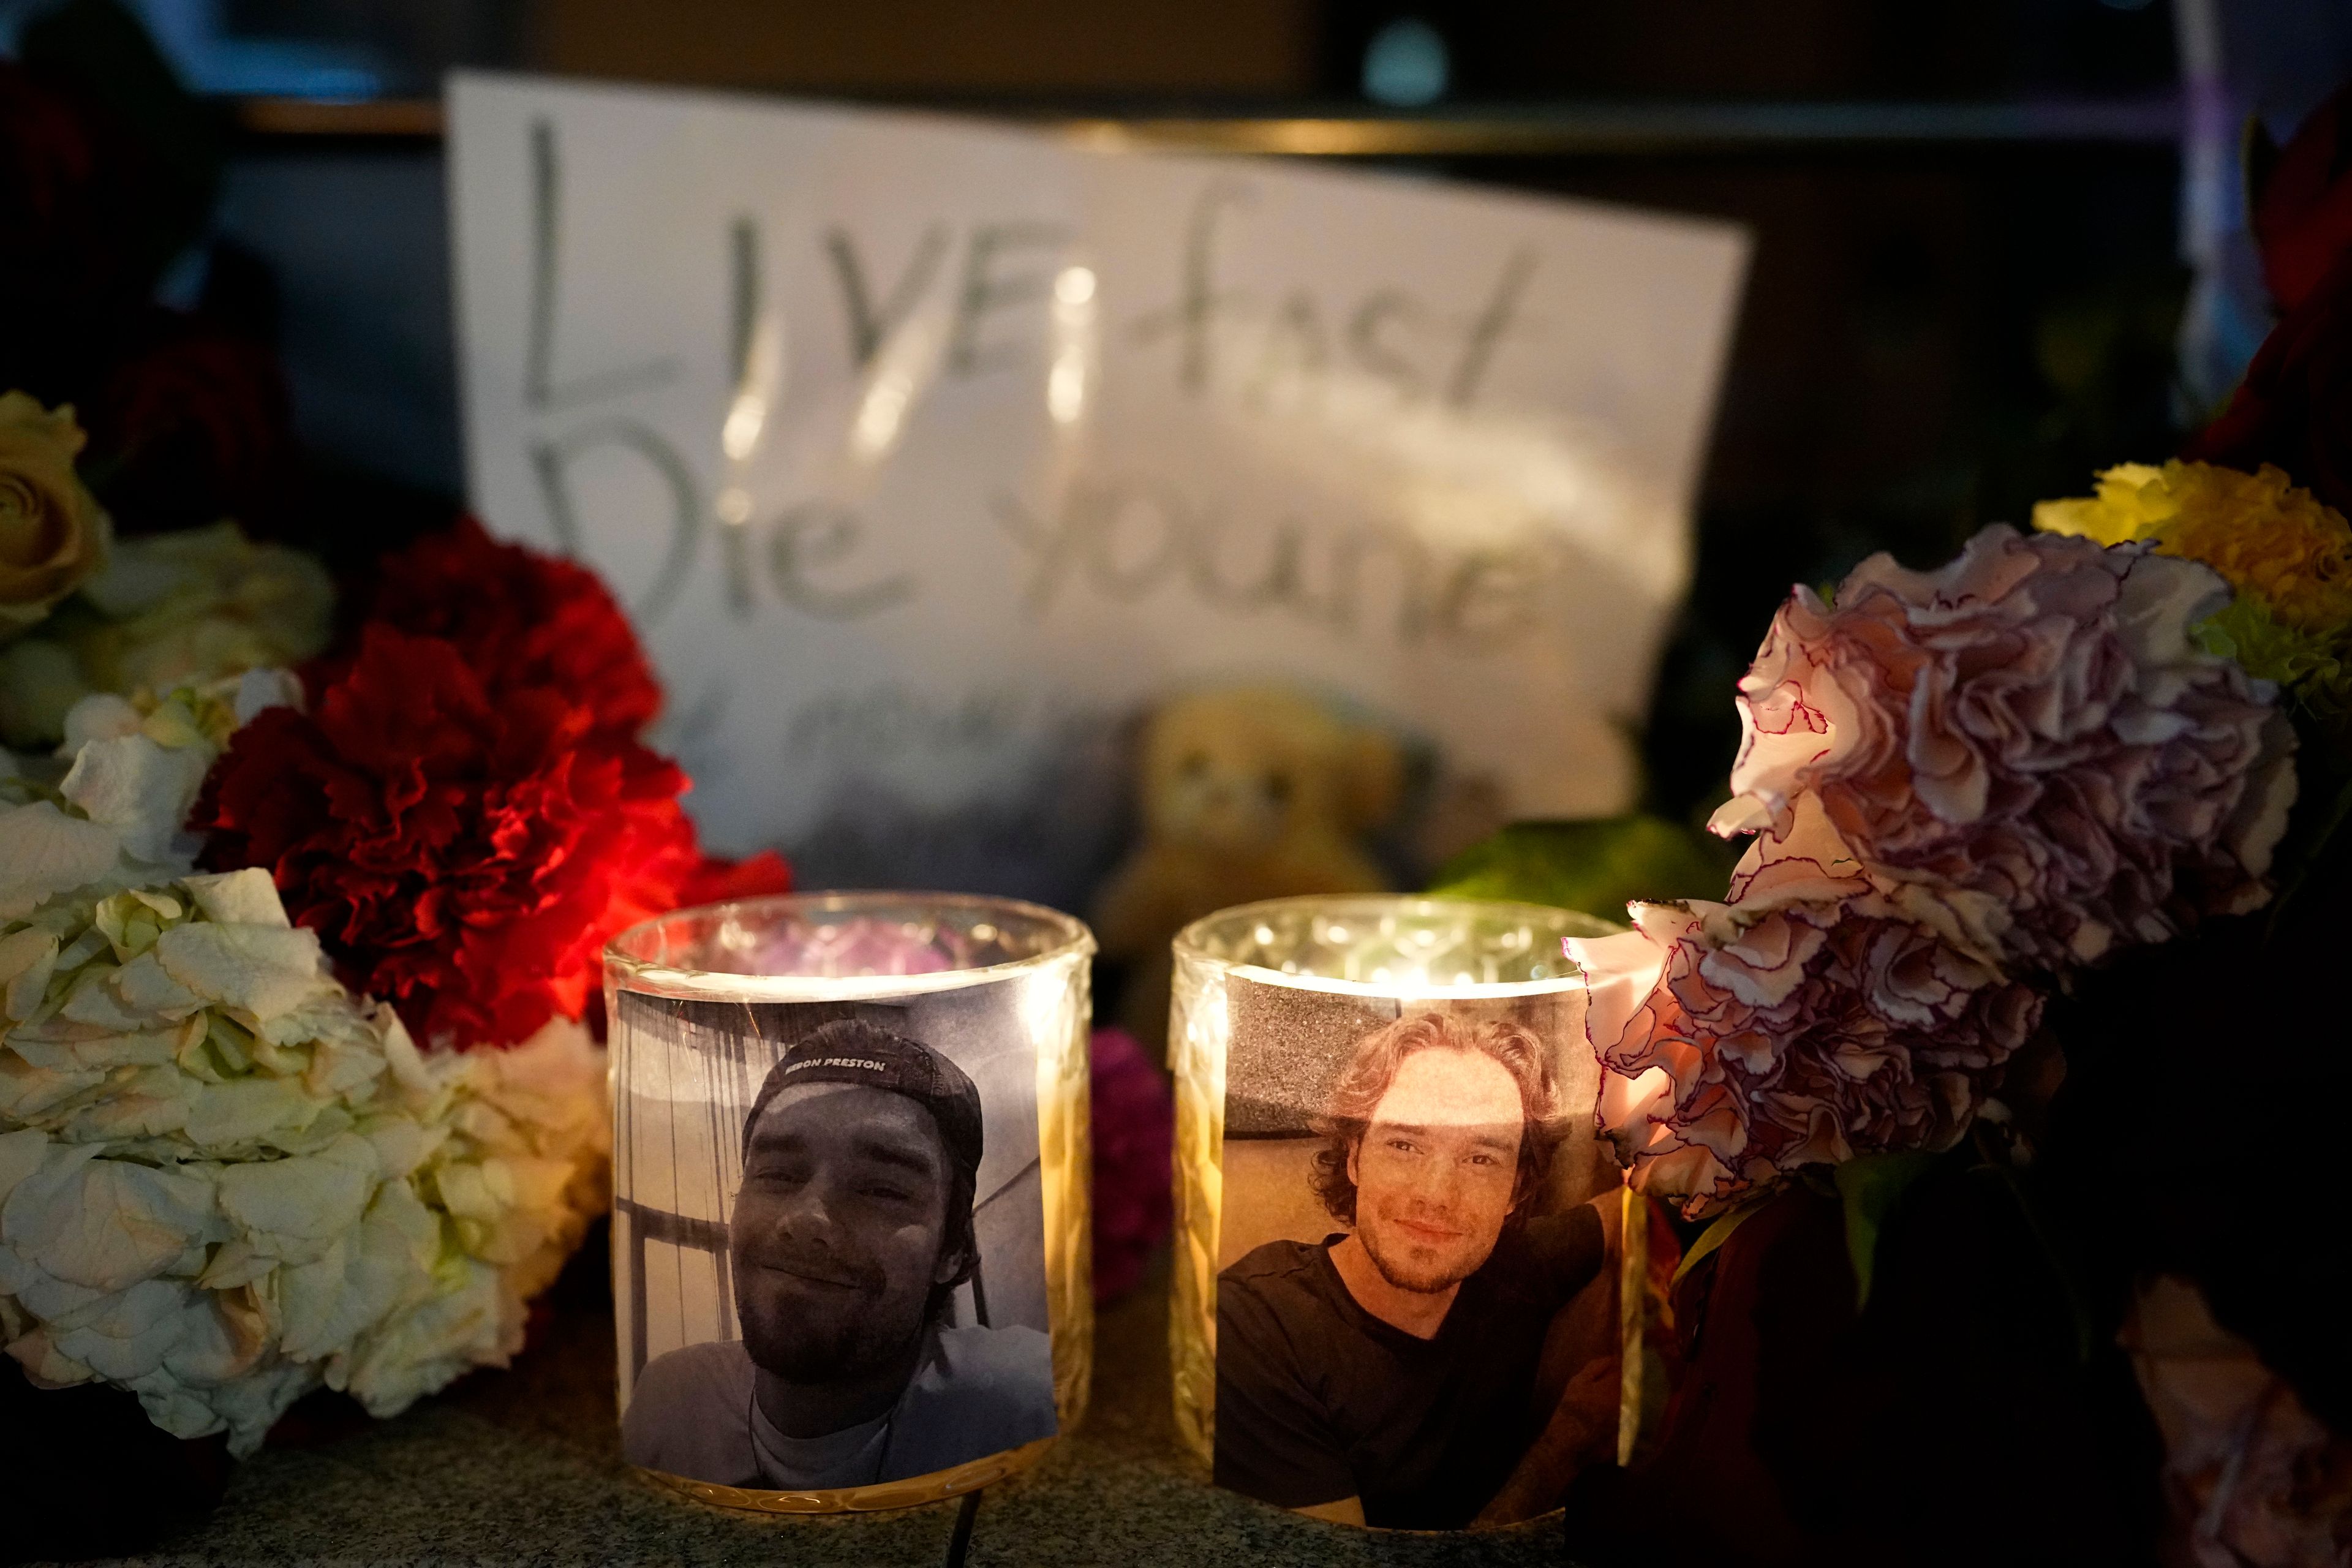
top-left (624, 1019), bottom-right (1057, 1488)
top-left (1214, 1011), bottom-right (1619, 1529)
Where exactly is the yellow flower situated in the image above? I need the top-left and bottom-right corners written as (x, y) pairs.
top-left (0, 392), bottom-right (111, 639)
top-left (2034, 461), bottom-right (2352, 633)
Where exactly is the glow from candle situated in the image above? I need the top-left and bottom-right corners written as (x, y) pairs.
top-left (851, 310), bottom-right (945, 461)
top-left (1046, 265), bottom-right (1098, 426)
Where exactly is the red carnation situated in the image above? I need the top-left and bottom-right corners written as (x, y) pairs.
top-left (85, 311), bottom-right (293, 535)
top-left (358, 518), bottom-right (664, 740)
top-left (2185, 83), bottom-right (2352, 514)
top-left (2250, 81), bottom-right (2352, 318)
top-left (195, 624), bottom-right (698, 1049)
top-left (0, 62), bottom-right (173, 396)
top-left (2184, 258), bottom-right (2352, 516)
top-left (677, 850), bottom-right (794, 907)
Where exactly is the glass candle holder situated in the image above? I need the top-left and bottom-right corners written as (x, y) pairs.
top-left (603, 892), bottom-right (1093, 1513)
top-left (1169, 895), bottom-right (1624, 1532)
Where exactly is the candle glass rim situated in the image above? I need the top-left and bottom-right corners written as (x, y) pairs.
top-left (604, 889), bottom-right (1095, 1002)
top-left (1172, 892), bottom-right (1620, 999)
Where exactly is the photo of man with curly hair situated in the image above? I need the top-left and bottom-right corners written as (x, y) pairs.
top-left (1214, 1010), bottom-right (1618, 1529)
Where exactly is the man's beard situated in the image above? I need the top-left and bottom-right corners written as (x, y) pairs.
top-left (736, 1264), bottom-right (928, 1383)
top-left (1359, 1213), bottom-right (1498, 1295)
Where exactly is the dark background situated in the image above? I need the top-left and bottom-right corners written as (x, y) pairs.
top-left (17, 0), bottom-right (2352, 821)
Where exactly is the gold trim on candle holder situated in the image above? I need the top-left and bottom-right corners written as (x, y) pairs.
top-left (1169, 937), bottom-right (1227, 1470)
top-left (637, 1436), bottom-right (1059, 1513)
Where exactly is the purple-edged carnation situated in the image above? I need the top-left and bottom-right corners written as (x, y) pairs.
top-left (1570, 842), bottom-right (2043, 1218)
top-left (1711, 525), bottom-right (2298, 973)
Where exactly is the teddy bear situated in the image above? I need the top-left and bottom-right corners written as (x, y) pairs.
top-left (1093, 685), bottom-right (1403, 1046)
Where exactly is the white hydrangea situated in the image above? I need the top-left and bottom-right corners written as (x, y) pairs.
top-left (0, 688), bottom-right (609, 1454)
top-left (0, 522), bottom-right (335, 751)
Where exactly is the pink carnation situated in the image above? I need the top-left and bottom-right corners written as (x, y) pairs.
top-left (2124, 1276), bottom-right (2352, 1567)
top-left (1570, 848), bottom-right (2043, 1218)
top-left (1713, 526), bottom-right (2297, 972)
top-left (1089, 1028), bottom-right (1174, 1303)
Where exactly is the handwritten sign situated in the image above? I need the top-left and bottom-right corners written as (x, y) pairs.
top-left (449, 73), bottom-right (1749, 902)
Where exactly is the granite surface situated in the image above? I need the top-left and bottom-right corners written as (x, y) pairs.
top-left (66, 1242), bottom-right (1573, 1568)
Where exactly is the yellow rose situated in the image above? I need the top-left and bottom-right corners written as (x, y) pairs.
top-left (0, 391), bottom-right (111, 639)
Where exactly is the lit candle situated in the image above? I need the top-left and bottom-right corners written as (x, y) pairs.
top-left (604, 892), bottom-right (1093, 1512)
top-left (1169, 895), bottom-right (1623, 1531)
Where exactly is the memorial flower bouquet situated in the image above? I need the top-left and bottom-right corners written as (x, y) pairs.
top-left (1570, 518), bottom-right (2301, 1224)
top-left (1555, 83), bottom-right (2352, 1568)
top-left (0, 398), bottom-right (788, 1463)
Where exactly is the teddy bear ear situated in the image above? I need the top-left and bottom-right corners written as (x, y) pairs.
top-left (1339, 726), bottom-right (1406, 831)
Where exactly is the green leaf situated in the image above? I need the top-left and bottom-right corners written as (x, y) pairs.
top-left (1833, 1152), bottom-right (1940, 1313)
top-left (1670, 1193), bottom-right (1769, 1290)
top-left (1425, 815), bottom-right (1738, 926)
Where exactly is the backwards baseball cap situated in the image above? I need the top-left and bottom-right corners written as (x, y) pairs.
top-left (744, 1017), bottom-right (984, 1181)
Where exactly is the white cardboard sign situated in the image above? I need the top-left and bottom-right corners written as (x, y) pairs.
top-left (448, 73), bottom-right (1748, 900)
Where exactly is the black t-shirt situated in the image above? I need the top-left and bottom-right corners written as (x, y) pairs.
top-left (1212, 1207), bottom-right (1605, 1530)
